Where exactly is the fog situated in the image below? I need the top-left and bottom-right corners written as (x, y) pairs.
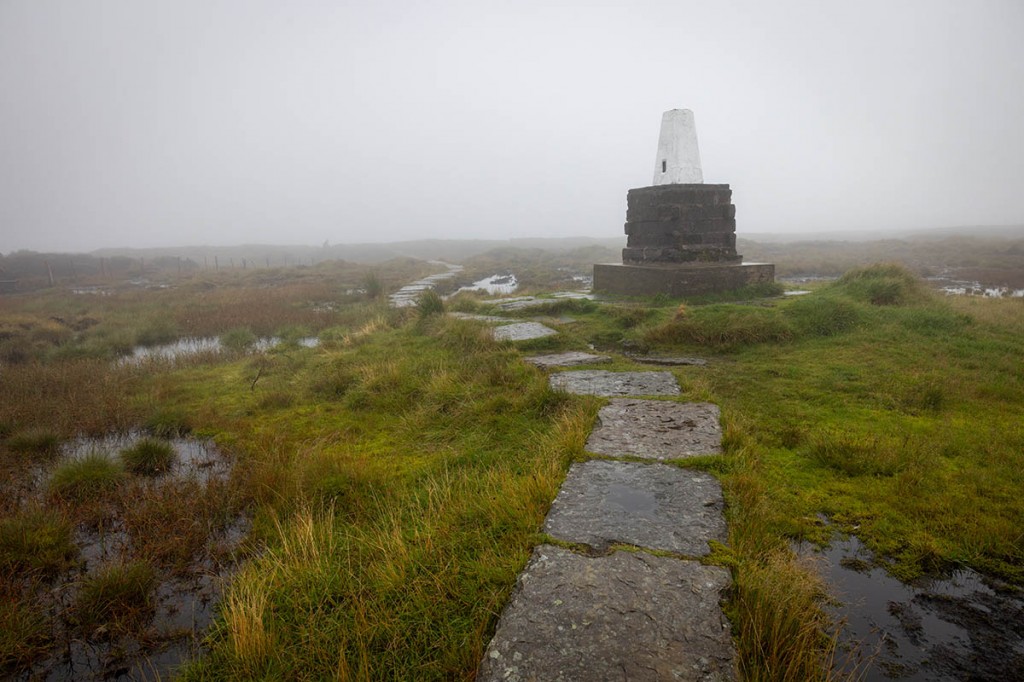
top-left (2, 0), bottom-right (1022, 253)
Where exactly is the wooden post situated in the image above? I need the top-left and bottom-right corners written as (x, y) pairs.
top-left (45, 260), bottom-right (54, 287)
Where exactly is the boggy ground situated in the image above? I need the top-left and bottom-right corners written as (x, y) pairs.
top-left (1, 256), bottom-right (1022, 680)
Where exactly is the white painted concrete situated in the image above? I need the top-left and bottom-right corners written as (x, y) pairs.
top-left (652, 109), bottom-right (703, 185)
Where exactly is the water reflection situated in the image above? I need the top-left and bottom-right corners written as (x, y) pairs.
top-left (800, 535), bottom-right (1024, 681)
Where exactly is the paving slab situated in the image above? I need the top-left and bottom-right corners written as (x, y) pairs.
top-left (477, 545), bottom-right (736, 682)
top-left (549, 370), bottom-right (679, 396)
top-left (628, 354), bottom-right (709, 367)
top-left (543, 460), bottom-right (726, 555)
top-left (493, 322), bottom-right (558, 341)
top-left (525, 351), bottom-right (611, 369)
top-left (448, 312), bottom-right (508, 322)
top-left (586, 399), bottom-right (722, 459)
top-left (492, 292), bottom-right (594, 311)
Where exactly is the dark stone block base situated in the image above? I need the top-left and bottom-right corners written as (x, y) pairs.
top-left (593, 262), bottom-right (775, 298)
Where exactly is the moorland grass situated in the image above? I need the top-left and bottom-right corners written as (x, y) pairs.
top-left (119, 438), bottom-right (177, 476)
top-left (0, 509), bottom-right (77, 575)
top-left (73, 560), bottom-right (157, 635)
top-left (47, 452), bottom-right (125, 504)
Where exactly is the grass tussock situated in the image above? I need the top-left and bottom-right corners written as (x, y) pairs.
top-left (831, 263), bottom-right (929, 306)
top-left (0, 509), bottom-right (77, 576)
top-left (644, 305), bottom-right (794, 349)
top-left (72, 561), bottom-right (157, 636)
top-left (119, 438), bottom-right (177, 476)
top-left (47, 452), bottom-right (125, 504)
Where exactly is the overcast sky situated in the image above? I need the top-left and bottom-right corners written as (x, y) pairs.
top-left (1, 0), bottom-right (1022, 253)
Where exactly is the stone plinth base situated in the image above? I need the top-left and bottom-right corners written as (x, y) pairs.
top-left (593, 262), bottom-right (775, 298)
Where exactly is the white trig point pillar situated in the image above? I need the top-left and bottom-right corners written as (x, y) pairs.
top-left (652, 109), bottom-right (704, 185)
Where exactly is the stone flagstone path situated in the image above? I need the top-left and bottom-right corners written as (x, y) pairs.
top-left (478, 369), bottom-right (737, 681)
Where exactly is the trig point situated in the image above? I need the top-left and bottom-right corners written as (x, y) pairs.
top-left (593, 109), bottom-right (774, 297)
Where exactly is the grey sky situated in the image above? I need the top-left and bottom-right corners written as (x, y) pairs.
top-left (1, 0), bottom-right (1022, 253)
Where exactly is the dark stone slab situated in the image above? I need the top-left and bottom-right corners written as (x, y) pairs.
top-left (543, 460), bottom-right (727, 555)
top-left (586, 399), bottom-right (722, 459)
top-left (525, 352), bottom-right (612, 369)
top-left (477, 545), bottom-right (737, 682)
top-left (549, 370), bottom-right (679, 397)
top-left (593, 262), bottom-right (775, 298)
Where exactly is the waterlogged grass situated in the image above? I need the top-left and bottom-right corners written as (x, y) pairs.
top-left (119, 438), bottom-right (177, 476)
top-left (162, 313), bottom-right (596, 679)
top-left (4, 258), bottom-right (1021, 680)
top-left (47, 452), bottom-right (125, 504)
top-left (73, 561), bottom-right (158, 636)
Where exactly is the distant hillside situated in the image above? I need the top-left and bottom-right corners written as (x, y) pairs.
top-left (89, 237), bottom-right (626, 266)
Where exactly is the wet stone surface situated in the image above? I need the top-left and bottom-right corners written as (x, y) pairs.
top-left (627, 354), bottom-right (708, 367)
top-left (549, 370), bottom-right (680, 397)
top-left (525, 351), bottom-right (611, 369)
top-left (543, 460), bottom-right (726, 555)
top-left (586, 399), bottom-right (722, 459)
top-left (447, 312), bottom-right (509, 322)
top-left (490, 292), bottom-right (595, 311)
top-left (477, 545), bottom-right (736, 682)
top-left (493, 322), bottom-right (558, 341)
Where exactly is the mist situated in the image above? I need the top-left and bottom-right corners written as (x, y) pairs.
top-left (2, 0), bottom-right (1022, 253)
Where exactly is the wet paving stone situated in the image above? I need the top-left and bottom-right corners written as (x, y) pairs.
top-left (525, 351), bottom-right (611, 369)
top-left (549, 370), bottom-right (680, 396)
top-left (543, 460), bottom-right (726, 555)
top-left (493, 321), bottom-right (558, 341)
top-left (447, 312), bottom-right (508, 322)
top-left (586, 399), bottom-right (722, 459)
top-left (477, 545), bottom-right (736, 682)
top-left (627, 354), bottom-right (709, 366)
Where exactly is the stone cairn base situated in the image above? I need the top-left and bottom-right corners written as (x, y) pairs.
top-left (594, 183), bottom-right (774, 297)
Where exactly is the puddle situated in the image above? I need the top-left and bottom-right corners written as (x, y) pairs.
top-left (6, 434), bottom-right (247, 681)
top-left (801, 535), bottom-right (1024, 681)
top-left (783, 290), bottom-right (812, 296)
top-left (455, 273), bottom-right (519, 296)
top-left (120, 335), bottom-right (318, 365)
top-left (61, 433), bottom-right (232, 485)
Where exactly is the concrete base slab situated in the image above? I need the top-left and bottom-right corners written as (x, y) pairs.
top-left (543, 460), bottom-right (727, 555)
top-left (549, 370), bottom-right (679, 396)
top-left (493, 322), bottom-right (558, 341)
top-left (477, 545), bottom-right (736, 682)
top-left (586, 399), bottom-right (722, 459)
top-left (525, 352), bottom-right (611, 369)
top-left (593, 262), bottom-right (774, 298)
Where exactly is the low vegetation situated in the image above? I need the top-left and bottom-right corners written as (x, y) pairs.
top-left (1, 254), bottom-right (1020, 680)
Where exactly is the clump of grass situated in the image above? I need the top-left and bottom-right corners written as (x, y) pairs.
top-left (0, 509), bottom-right (77, 576)
top-left (134, 318), bottom-right (180, 347)
top-left (363, 271), bottom-right (384, 300)
top-left (120, 438), bottom-right (177, 476)
top-left (72, 561), bottom-right (157, 636)
top-left (221, 327), bottom-right (257, 352)
top-left (416, 290), bottom-right (445, 317)
top-left (48, 452), bottom-right (125, 503)
top-left (6, 428), bottom-right (63, 456)
top-left (144, 406), bottom-right (192, 437)
top-left (731, 550), bottom-right (843, 681)
top-left (832, 263), bottom-right (928, 305)
top-left (808, 431), bottom-right (906, 477)
top-left (0, 599), bottom-right (51, 672)
top-left (786, 296), bottom-right (863, 336)
top-left (644, 305), bottom-right (794, 349)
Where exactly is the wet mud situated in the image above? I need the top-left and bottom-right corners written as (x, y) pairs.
top-left (803, 535), bottom-right (1024, 681)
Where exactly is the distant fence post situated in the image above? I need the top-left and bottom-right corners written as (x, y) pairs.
top-left (45, 260), bottom-right (54, 287)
